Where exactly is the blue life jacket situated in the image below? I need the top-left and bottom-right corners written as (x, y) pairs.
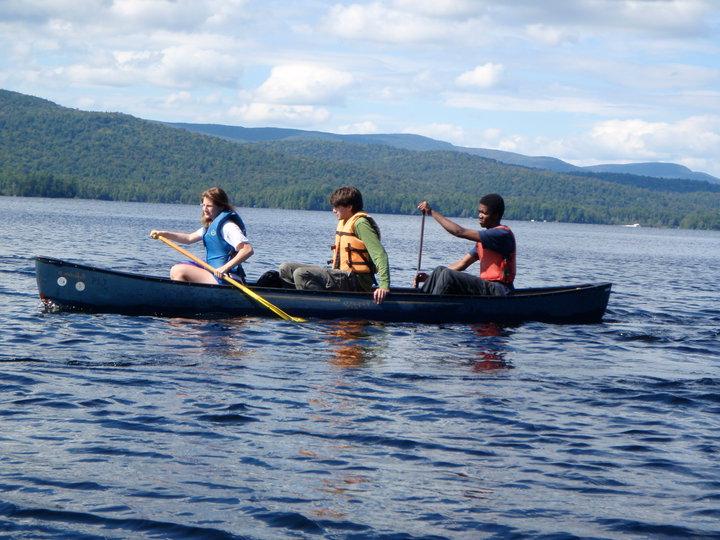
top-left (203, 211), bottom-right (247, 279)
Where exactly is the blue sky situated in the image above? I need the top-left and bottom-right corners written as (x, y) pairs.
top-left (1, 0), bottom-right (719, 176)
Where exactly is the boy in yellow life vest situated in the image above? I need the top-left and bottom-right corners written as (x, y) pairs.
top-left (279, 186), bottom-right (390, 304)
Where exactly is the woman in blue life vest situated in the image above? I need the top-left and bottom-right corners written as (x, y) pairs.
top-left (414, 193), bottom-right (516, 296)
top-left (149, 187), bottom-right (253, 284)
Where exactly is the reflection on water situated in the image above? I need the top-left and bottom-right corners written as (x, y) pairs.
top-left (299, 320), bottom-right (390, 519)
top-left (324, 320), bottom-right (377, 368)
top-left (472, 351), bottom-right (510, 372)
top-left (469, 323), bottom-right (514, 372)
top-left (163, 317), bottom-right (251, 361)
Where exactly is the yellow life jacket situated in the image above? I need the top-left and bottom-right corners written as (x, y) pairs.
top-left (331, 212), bottom-right (379, 274)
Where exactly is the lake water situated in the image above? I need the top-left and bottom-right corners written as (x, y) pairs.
top-left (1, 196), bottom-right (719, 539)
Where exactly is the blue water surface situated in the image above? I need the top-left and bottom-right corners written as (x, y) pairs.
top-left (1, 196), bottom-right (719, 539)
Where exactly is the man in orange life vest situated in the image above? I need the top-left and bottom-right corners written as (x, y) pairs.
top-left (414, 194), bottom-right (516, 296)
top-left (279, 186), bottom-right (391, 304)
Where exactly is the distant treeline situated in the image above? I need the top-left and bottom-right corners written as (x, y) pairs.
top-left (1, 89), bottom-right (719, 230)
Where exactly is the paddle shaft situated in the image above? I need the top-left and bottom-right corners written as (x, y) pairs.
top-left (154, 235), bottom-right (305, 323)
top-left (415, 212), bottom-right (426, 287)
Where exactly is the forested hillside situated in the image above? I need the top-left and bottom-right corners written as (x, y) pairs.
top-left (1, 89), bottom-right (718, 229)
top-left (254, 140), bottom-right (720, 194)
top-left (168, 121), bottom-right (719, 183)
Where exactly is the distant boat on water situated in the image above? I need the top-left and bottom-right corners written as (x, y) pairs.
top-left (623, 223), bottom-right (641, 227)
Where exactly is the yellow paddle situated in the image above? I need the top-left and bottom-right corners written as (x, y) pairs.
top-left (153, 234), bottom-right (306, 323)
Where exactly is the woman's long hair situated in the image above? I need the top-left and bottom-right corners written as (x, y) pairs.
top-left (200, 187), bottom-right (234, 227)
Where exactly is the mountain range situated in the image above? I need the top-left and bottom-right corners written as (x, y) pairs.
top-left (165, 122), bottom-right (719, 184)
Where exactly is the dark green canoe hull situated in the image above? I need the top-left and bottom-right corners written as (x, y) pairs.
top-left (35, 257), bottom-right (611, 324)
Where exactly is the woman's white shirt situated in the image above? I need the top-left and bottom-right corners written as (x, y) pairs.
top-left (194, 222), bottom-right (249, 249)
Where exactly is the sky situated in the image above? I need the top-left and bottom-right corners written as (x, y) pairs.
top-left (1, 0), bottom-right (719, 176)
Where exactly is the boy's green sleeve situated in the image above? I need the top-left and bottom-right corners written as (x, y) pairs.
top-left (355, 218), bottom-right (390, 289)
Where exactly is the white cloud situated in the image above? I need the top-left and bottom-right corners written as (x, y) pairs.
top-left (479, 128), bottom-right (503, 144)
top-left (321, 1), bottom-right (715, 46)
top-left (323, 2), bottom-right (465, 43)
top-left (164, 91), bottom-right (193, 106)
top-left (337, 121), bottom-right (379, 134)
top-left (205, 0), bottom-right (249, 28)
top-left (106, 0), bottom-right (250, 32)
top-left (113, 50), bottom-right (155, 66)
top-left (524, 24), bottom-right (575, 46)
top-left (403, 122), bottom-right (465, 145)
top-left (201, 92), bottom-right (223, 105)
top-left (588, 116), bottom-right (720, 160)
top-left (255, 63), bottom-right (353, 105)
top-left (390, 0), bottom-right (482, 18)
top-left (56, 63), bottom-right (138, 87)
top-left (495, 135), bottom-right (527, 153)
top-left (609, 0), bottom-right (713, 37)
top-left (40, 44), bottom-right (242, 89)
top-left (445, 92), bottom-right (641, 116)
top-left (228, 102), bottom-right (330, 125)
top-left (470, 115), bottom-right (720, 177)
top-left (588, 119), bottom-right (663, 157)
top-left (634, 64), bottom-right (720, 91)
top-left (0, 0), bottom-right (107, 23)
top-left (561, 57), bottom-right (720, 92)
top-left (483, 0), bottom-right (714, 38)
top-left (0, 0), bottom-right (251, 37)
top-left (152, 45), bottom-right (242, 87)
top-left (109, 0), bottom-right (209, 31)
top-left (672, 91), bottom-right (720, 113)
top-left (472, 128), bottom-right (533, 154)
top-left (455, 63), bottom-right (503, 89)
top-left (675, 156), bottom-right (720, 177)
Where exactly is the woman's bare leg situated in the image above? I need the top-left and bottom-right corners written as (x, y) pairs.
top-left (170, 263), bottom-right (217, 284)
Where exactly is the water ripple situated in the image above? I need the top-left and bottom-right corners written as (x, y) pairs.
top-left (0, 500), bottom-right (246, 539)
top-left (2, 200), bottom-right (720, 538)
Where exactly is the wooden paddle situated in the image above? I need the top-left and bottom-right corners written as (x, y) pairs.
top-left (415, 212), bottom-right (426, 288)
top-left (153, 234), bottom-right (306, 323)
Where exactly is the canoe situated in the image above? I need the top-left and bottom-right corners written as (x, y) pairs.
top-left (35, 256), bottom-right (612, 324)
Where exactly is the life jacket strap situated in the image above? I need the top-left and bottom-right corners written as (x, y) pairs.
top-left (345, 245), bottom-right (375, 273)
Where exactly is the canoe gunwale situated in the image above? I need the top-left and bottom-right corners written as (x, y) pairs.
top-left (35, 256), bottom-right (607, 297)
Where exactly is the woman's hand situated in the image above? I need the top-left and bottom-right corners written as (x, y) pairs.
top-left (149, 230), bottom-right (163, 239)
top-left (214, 264), bottom-right (230, 279)
top-left (417, 201), bottom-right (432, 215)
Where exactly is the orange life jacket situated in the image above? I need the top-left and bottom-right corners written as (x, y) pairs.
top-left (476, 225), bottom-right (516, 285)
top-left (331, 212), bottom-right (378, 274)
